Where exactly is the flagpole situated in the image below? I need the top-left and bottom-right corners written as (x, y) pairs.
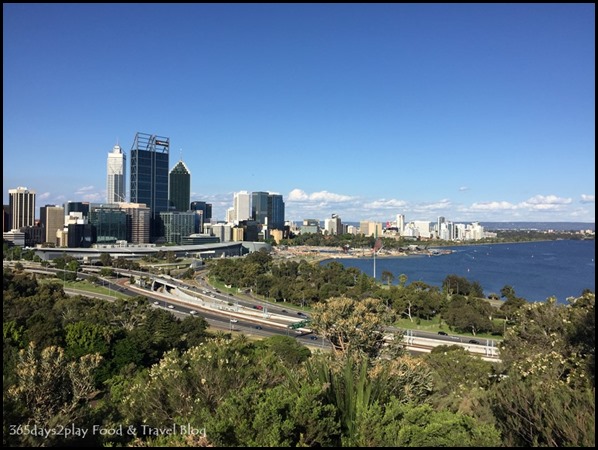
top-left (373, 226), bottom-right (377, 279)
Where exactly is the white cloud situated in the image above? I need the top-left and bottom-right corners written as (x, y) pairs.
top-left (458, 186), bottom-right (470, 192)
top-left (470, 201), bottom-right (517, 211)
top-left (38, 192), bottom-right (51, 200)
top-left (414, 199), bottom-right (453, 211)
top-left (522, 195), bottom-right (572, 211)
top-left (364, 199), bottom-right (408, 209)
top-left (80, 192), bottom-right (104, 202)
top-left (75, 185), bottom-right (95, 194)
top-left (580, 194), bottom-right (595, 204)
top-left (287, 188), bottom-right (354, 203)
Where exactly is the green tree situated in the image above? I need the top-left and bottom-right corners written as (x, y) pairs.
top-left (381, 270), bottom-right (395, 286)
top-left (64, 321), bottom-right (110, 359)
top-left (258, 335), bottom-right (311, 367)
top-left (7, 343), bottom-right (102, 446)
top-left (487, 293), bottom-right (596, 447)
top-left (443, 295), bottom-right (494, 336)
top-left (310, 296), bottom-right (399, 358)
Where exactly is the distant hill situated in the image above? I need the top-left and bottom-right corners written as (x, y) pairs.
top-left (335, 221), bottom-right (594, 232)
top-left (479, 222), bottom-right (595, 231)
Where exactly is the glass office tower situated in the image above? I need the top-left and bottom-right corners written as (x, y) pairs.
top-left (130, 132), bottom-right (169, 241)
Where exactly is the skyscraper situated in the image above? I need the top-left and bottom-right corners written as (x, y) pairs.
top-left (190, 201), bottom-right (212, 233)
top-left (41, 205), bottom-right (64, 245)
top-left (130, 132), bottom-right (169, 241)
top-left (251, 191), bottom-right (269, 226)
top-left (168, 160), bottom-right (191, 212)
top-left (107, 144), bottom-right (126, 203)
top-left (268, 193), bottom-right (285, 230)
top-left (232, 191), bottom-right (251, 224)
top-left (8, 186), bottom-right (36, 230)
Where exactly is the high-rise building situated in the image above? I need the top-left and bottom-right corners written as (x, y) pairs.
top-left (324, 213), bottom-right (341, 236)
top-left (267, 194), bottom-right (285, 230)
top-left (118, 202), bottom-right (151, 244)
top-left (190, 201), bottom-right (212, 234)
top-left (232, 191), bottom-right (251, 224)
top-left (159, 211), bottom-right (195, 244)
top-left (130, 132), bottom-right (169, 241)
top-left (41, 205), bottom-right (64, 245)
top-left (89, 205), bottom-right (128, 244)
top-left (8, 187), bottom-right (36, 230)
top-left (64, 201), bottom-right (90, 219)
top-left (168, 160), bottom-right (191, 212)
top-left (107, 144), bottom-right (126, 203)
top-left (251, 191), bottom-right (269, 226)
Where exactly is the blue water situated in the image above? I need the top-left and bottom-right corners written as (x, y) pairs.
top-left (325, 240), bottom-right (595, 303)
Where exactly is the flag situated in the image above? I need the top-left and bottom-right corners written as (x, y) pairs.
top-left (373, 238), bottom-right (383, 254)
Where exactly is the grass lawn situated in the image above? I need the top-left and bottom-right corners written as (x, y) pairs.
top-left (395, 316), bottom-right (504, 341)
top-left (38, 277), bottom-right (130, 299)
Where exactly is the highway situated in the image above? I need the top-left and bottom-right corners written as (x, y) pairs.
top-left (5, 261), bottom-right (500, 359)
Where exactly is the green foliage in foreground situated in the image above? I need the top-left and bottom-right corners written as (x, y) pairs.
top-left (3, 268), bottom-right (595, 447)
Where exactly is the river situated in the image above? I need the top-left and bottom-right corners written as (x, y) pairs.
top-left (323, 239), bottom-right (595, 303)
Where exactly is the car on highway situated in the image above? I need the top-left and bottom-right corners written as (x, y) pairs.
top-left (189, 310), bottom-right (197, 315)
top-left (153, 301), bottom-right (159, 305)
top-left (437, 331), bottom-right (448, 336)
top-left (167, 305), bottom-right (174, 309)
top-left (468, 339), bottom-right (480, 345)
top-left (281, 309), bottom-right (288, 313)
top-left (309, 336), bottom-right (318, 340)
top-left (230, 319), bottom-right (238, 323)
top-left (255, 325), bottom-right (263, 330)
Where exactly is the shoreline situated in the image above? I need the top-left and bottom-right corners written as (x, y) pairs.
top-left (272, 238), bottom-right (582, 265)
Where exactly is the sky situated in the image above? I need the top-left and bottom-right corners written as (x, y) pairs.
top-left (3, 3), bottom-right (595, 224)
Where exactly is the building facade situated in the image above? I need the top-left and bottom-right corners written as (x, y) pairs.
top-left (168, 160), bottom-right (191, 212)
top-left (130, 132), bottom-right (169, 241)
top-left (159, 211), bottom-right (195, 245)
top-left (107, 144), bottom-right (126, 203)
top-left (43, 205), bottom-right (65, 245)
top-left (232, 191), bottom-right (251, 224)
top-left (251, 191), bottom-right (269, 226)
top-left (9, 187), bottom-right (36, 230)
top-left (267, 194), bottom-right (285, 230)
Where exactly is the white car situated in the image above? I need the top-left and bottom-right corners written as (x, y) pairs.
top-left (189, 310), bottom-right (197, 315)
top-left (230, 319), bottom-right (238, 323)
top-left (153, 301), bottom-right (159, 305)
top-left (167, 305), bottom-right (175, 309)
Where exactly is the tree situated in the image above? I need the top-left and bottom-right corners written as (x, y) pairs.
top-left (64, 321), bottom-right (110, 359)
top-left (381, 270), bottom-right (394, 286)
top-left (99, 252), bottom-right (112, 267)
top-left (258, 335), bottom-right (311, 367)
top-left (443, 296), bottom-right (494, 336)
top-left (487, 293), bottom-right (596, 447)
top-left (398, 273), bottom-right (408, 288)
top-left (310, 296), bottom-right (400, 358)
top-left (7, 343), bottom-right (102, 446)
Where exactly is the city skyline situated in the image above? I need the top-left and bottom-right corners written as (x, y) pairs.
top-left (3, 4), bottom-right (595, 223)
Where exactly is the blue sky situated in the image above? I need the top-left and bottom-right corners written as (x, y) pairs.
top-left (3, 3), bottom-right (595, 224)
